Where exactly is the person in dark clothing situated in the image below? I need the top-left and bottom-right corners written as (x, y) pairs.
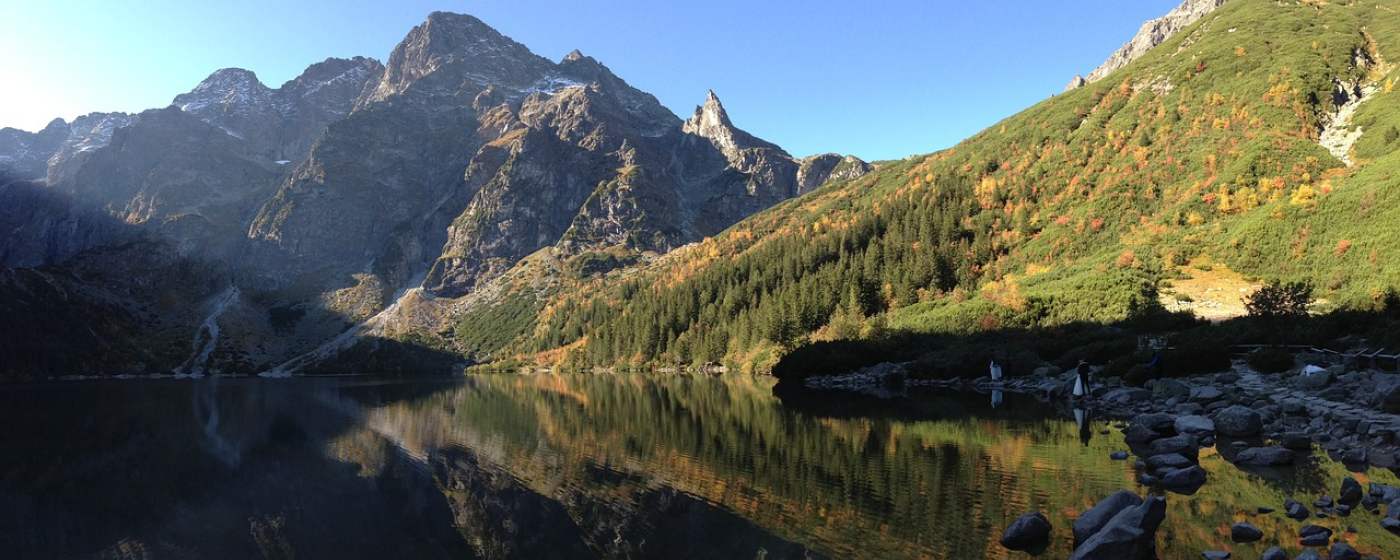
top-left (1073, 360), bottom-right (1091, 398)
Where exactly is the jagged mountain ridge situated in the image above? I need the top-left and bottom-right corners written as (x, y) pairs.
top-left (0, 11), bottom-right (869, 377)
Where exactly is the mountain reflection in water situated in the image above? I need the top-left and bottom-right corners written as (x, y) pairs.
top-left (2, 374), bottom-right (1398, 559)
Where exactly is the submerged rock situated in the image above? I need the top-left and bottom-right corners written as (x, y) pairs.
top-left (1000, 511), bottom-right (1052, 552)
top-left (1069, 496), bottom-right (1166, 560)
top-left (1328, 542), bottom-right (1360, 560)
top-left (1235, 446), bottom-right (1295, 466)
top-left (1230, 521), bottom-right (1263, 542)
top-left (1073, 490), bottom-right (1143, 547)
top-left (1201, 552), bottom-right (1230, 560)
top-left (1260, 546), bottom-right (1288, 560)
top-left (1286, 499), bottom-right (1311, 520)
top-left (1159, 465), bottom-right (1207, 494)
top-left (1340, 477), bottom-right (1363, 506)
top-left (1298, 524), bottom-right (1331, 546)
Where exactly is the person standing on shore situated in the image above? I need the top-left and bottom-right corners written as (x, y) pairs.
top-left (1072, 360), bottom-right (1091, 398)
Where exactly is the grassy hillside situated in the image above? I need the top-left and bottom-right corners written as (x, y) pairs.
top-left (453, 0), bottom-right (1400, 374)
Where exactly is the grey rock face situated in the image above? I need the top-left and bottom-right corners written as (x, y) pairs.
top-left (0, 119), bottom-right (69, 180)
top-left (173, 57), bottom-right (383, 163)
top-left (796, 153), bottom-right (872, 193)
top-left (1076, 0), bottom-right (1230, 86)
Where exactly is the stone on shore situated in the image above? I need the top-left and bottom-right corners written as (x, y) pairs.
top-left (1148, 434), bottom-right (1199, 461)
top-left (1214, 405), bottom-right (1263, 437)
top-left (1260, 546), bottom-right (1288, 560)
top-left (1175, 415), bottom-right (1215, 434)
top-left (1201, 552), bottom-right (1230, 560)
top-left (1000, 511), bottom-right (1052, 552)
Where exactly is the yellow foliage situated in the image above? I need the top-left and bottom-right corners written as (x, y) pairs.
top-left (1290, 184), bottom-right (1318, 207)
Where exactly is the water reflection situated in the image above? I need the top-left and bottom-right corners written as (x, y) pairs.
top-left (2, 375), bottom-right (1399, 559)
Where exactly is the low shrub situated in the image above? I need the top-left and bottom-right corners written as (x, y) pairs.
top-left (1163, 335), bottom-right (1232, 377)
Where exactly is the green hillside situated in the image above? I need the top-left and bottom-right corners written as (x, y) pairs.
top-left (459, 0), bottom-right (1400, 374)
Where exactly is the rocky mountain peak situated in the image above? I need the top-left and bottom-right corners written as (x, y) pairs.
top-left (1069, 0), bottom-right (1229, 88)
top-left (682, 90), bottom-right (783, 160)
top-left (175, 68), bottom-right (275, 113)
top-left (563, 49), bottom-right (586, 63)
top-left (363, 11), bottom-right (553, 105)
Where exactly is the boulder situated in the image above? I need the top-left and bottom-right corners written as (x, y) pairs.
top-left (1073, 490), bottom-right (1143, 547)
top-left (1146, 453), bottom-right (1194, 470)
top-left (1260, 546), bottom-right (1288, 560)
top-left (1295, 550), bottom-right (1321, 560)
top-left (1230, 522), bottom-right (1263, 542)
top-left (1328, 542), bottom-right (1360, 560)
top-left (1298, 524), bottom-right (1331, 546)
top-left (1201, 552), bottom-right (1230, 560)
top-left (1109, 451), bottom-right (1129, 460)
top-left (1131, 412), bottom-right (1177, 434)
top-left (1151, 379), bottom-right (1190, 399)
top-left (1281, 399), bottom-right (1307, 415)
top-left (1159, 465), bottom-right (1207, 494)
top-left (1235, 446), bottom-right (1296, 466)
top-left (1069, 496), bottom-right (1166, 560)
top-left (1191, 386), bottom-right (1224, 402)
top-left (1340, 477), bottom-right (1363, 506)
top-left (1149, 435), bottom-right (1200, 460)
top-left (1380, 385), bottom-right (1400, 414)
top-left (1103, 387), bottom-right (1152, 404)
top-left (1342, 448), bottom-right (1367, 464)
top-left (1382, 517), bottom-right (1400, 534)
top-left (1285, 498), bottom-right (1310, 520)
top-left (1214, 405), bottom-right (1263, 437)
top-left (1123, 423), bottom-right (1164, 444)
top-left (1000, 511), bottom-right (1052, 552)
top-left (1278, 432), bottom-right (1312, 450)
top-left (1175, 415), bottom-right (1215, 434)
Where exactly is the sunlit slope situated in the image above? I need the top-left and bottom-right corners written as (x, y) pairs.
top-left (458, 0), bottom-right (1400, 371)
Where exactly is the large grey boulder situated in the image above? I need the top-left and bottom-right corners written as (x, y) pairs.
top-left (1213, 405), bottom-right (1262, 437)
top-left (1151, 378), bottom-right (1190, 399)
top-left (1073, 490), bottom-right (1143, 547)
top-left (1069, 496), bottom-right (1166, 560)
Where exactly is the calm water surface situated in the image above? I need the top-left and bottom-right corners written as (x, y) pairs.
top-left (2, 374), bottom-right (1398, 559)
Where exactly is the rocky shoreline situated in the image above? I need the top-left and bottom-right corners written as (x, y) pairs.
top-left (805, 355), bottom-right (1400, 557)
top-left (805, 357), bottom-right (1400, 470)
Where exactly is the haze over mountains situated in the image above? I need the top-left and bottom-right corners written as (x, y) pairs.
top-left (0, 12), bottom-right (870, 378)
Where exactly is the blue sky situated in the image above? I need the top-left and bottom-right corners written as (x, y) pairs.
top-left (0, 0), bottom-right (1177, 160)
